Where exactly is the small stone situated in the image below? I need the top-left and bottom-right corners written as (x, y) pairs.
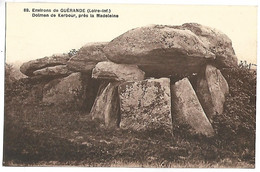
top-left (92, 61), bottom-right (145, 82)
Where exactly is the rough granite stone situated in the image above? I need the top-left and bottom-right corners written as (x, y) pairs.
top-left (171, 78), bottom-right (214, 137)
top-left (118, 78), bottom-right (172, 132)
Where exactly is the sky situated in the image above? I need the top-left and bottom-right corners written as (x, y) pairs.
top-left (5, 3), bottom-right (258, 65)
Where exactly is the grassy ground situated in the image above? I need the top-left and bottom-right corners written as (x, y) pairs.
top-left (3, 68), bottom-right (256, 168)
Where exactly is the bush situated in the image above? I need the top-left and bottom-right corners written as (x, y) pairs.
top-left (68, 49), bottom-right (78, 57)
top-left (212, 67), bottom-right (256, 163)
top-left (5, 63), bottom-right (15, 84)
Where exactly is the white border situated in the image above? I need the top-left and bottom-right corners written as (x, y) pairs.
top-left (0, 0), bottom-right (259, 172)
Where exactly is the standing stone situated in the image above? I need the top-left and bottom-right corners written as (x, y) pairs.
top-left (118, 78), bottom-right (172, 132)
top-left (42, 72), bottom-right (85, 108)
top-left (90, 82), bottom-right (121, 128)
top-left (92, 61), bottom-right (145, 81)
top-left (89, 81), bottom-right (109, 120)
top-left (196, 65), bottom-right (229, 121)
top-left (20, 53), bottom-right (70, 76)
top-left (171, 78), bottom-right (214, 137)
top-left (67, 42), bottom-right (108, 73)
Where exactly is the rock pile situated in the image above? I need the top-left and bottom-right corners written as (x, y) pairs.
top-left (20, 23), bottom-right (238, 137)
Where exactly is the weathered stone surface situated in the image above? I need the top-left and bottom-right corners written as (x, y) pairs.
top-left (33, 65), bottom-right (73, 76)
top-left (42, 72), bottom-right (85, 107)
top-left (92, 61), bottom-right (145, 82)
top-left (118, 78), bottom-right (172, 132)
top-left (178, 23), bottom-right (238, 68)
top-left (196, 65), bottom-right (229, 121)
top-left (104, 25), bottom-right (215, 77)
top-left (171, 78), bottom-right (214, 137)
top-left (20, 53), bottom-right (70, 76)
top-left (90, 82), bottom-right (121, 128)
top-left (67, 42), bottom-right (108, 73)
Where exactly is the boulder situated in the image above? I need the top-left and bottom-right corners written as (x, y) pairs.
top-left (42, 72), bottom-right (85, 108)
top-left (90, 81), bottom-right (121, 128)
top-left (20, 53), bottom-right (70, 76)
top-left (92, 61), bottom-right (145, 81)
top-left (33, 65), bottom-right (73, 76)
top-left (171, 78), bottom-right (214, 137)
top-left (104, 25), bottom-right (215, 77)
top-left (177, 23), bottom-right (238, 68)
top-left (196, 65), bottom-right (229, 121)
top-left (118, 78), bottom-right (172, 132)
top-left (67, 42), bottom-right (108, 73)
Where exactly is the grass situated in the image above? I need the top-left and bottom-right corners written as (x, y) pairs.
top-left (3, 67), bottom-right (256, 168)
top-left (3, 102), bottom-right (254, 167)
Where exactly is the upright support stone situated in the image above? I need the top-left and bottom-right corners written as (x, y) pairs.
top-left (118, 78), bottom-right (172, 132)
top-left (90, 62), bottom-right (145, 128)
top-left (171, 78), bottom-right (214, 137)
top-left (196, 65), bottom-right (229, 121)
top-left (90, 82), bottom-right (121, 128)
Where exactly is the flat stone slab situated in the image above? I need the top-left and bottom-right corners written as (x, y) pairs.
top-left (33, 65), bottom-right (73, 76)
top-left (118, 78), bottom-right (172, 132)
top-left (20, 53), bottom-right (70, 76)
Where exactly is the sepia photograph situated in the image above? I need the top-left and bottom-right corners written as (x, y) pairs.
top-left (1, 0), bottom-right (258, 169)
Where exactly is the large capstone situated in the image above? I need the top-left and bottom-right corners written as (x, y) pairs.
top-left (104, 25), bottom-right (216, 77)
top-left (177, 23), bottom-right (238, 68)
top-left (196, 65), bottom-right (229, 121)
top-left (118, 78), bottom-right (172, 132)
top-left (171, 78), bottom-right (214, 137)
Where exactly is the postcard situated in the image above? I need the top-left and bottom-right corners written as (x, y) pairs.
top-left (2, 1), bottom-right (257, 168)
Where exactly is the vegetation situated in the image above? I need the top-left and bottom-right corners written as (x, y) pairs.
top-left (3, 64), bottom-right (256, 167)
top-left (238, 60), bottom-right (257, 70)
top-left (68, 49), bottom-right (79, 57)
